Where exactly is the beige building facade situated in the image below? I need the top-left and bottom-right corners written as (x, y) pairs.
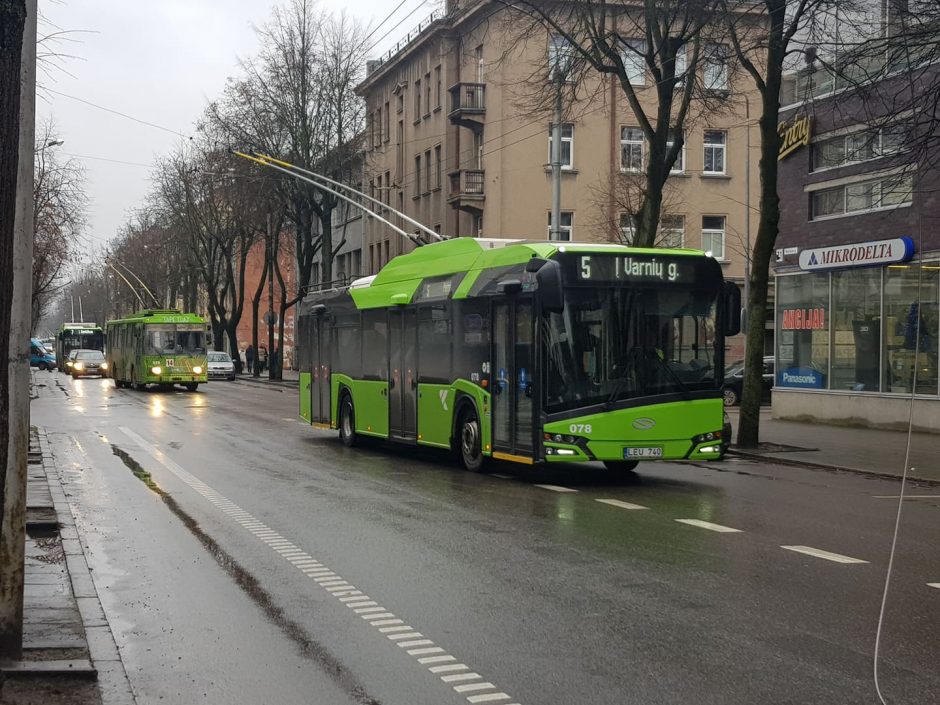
top-left (356, 2), bottom-right (762, 358)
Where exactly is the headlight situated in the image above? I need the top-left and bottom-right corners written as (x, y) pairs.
top-left (192, 366), bottom-right (203, 374)
top-left (151, 366), bottom-right (162, 375)
top-left (100, 362), bottom-right (108, 370)
top-left (74, 362), bottom-right (84, 370)
top-left (66, 361), bottom-right (73, 367)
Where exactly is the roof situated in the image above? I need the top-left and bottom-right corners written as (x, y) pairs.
top-left (60, 322), bottom-right (103, 331)
top-left (307, 237), bottom-right (708, 310)
top-left (106, 309), bottom-right (207, 327)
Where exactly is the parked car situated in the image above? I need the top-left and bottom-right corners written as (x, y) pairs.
top-left (29, 338), bottom-right (56, 371)
top-left (722, 356), bottom-right (775, 406)
top-left (70, 349), bottom-right (108, 378)
top-left (207, 351), bottom-right (236, 380)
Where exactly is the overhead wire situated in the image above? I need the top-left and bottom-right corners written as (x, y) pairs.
top-left (46, 88), bottom-right (189, 138)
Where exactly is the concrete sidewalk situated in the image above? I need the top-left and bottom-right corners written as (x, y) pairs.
top-left (727, 408), bottom-right (940, 483)
top-left (230, 368), bottom-right (299, 389)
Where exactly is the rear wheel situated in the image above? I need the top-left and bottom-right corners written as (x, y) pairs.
top-left (457, 405), bottom-right (483, 472)
top-left (603, 460), bottom-right (639, 472)
top-left (338, 393), bottom-right (358, 447)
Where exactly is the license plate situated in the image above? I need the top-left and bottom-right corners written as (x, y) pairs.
top-left (623, 447), bottom-right (663, 459)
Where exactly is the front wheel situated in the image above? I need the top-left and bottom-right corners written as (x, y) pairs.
top-left (37, 362), bottom-right (47, 371)
top-left (457, 406), bottom-right (483, 472)
top-left (338, 394), bottom-right (358, 447)
top-left (722, 387), bottom-right (739, 406)
top-left (184, 383), bottom-right (199, 392)
top-left (604, 460), bottom-right (639, 472)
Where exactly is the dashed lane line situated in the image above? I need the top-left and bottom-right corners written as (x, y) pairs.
top-left (780, 545), bottom-right (869, 564)
top-left (118, 426), bottom-right (522, 705)
top-left (675, 519), bottom-right (742, 533)
top-left (533, 484), bottom-right (578, 493)
top-left (595, 498), bottom-right (648, 510)
top-left (927, 583), bottom-right (940, 589)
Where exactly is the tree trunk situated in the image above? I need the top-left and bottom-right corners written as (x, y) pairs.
top-left (737, 7), bottom-right (785, 449)
top-left (251, 245), bottom-right (268, 377)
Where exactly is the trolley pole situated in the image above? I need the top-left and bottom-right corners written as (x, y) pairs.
top-left (550, 67), bottom-right (563, 241)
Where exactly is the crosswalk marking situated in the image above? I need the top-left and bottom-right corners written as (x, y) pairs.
top-left (781, 545), bottom-right (868, 564)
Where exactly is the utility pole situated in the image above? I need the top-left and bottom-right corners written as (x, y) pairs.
top-left (267, 213), bottom-right (275, 380)
top-left (743, 93), bottom-right (751, 336)
top-left (550, 67), bottom-right (563, 241)
top-left (1, 0), bottom-right (36, 659)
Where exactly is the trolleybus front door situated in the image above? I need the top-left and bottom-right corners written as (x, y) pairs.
top-left (492, 300), bottom-right (535, 459)
top-left (388, 308), bottom-right (418, 441)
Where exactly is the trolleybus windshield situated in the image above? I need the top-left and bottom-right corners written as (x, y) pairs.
top-left (145, 325), bottom-right (206, 355)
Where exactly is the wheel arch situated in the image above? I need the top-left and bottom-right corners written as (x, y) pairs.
top-left (450, 393), bottom-right (479, 451)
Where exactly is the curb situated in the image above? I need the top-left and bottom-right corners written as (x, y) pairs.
top-left (726, 448), bottom-right (940, 486)
top-left (39, 428), bottom-right (137, 704)
top-left (230, 375), bottom-right (299, 390)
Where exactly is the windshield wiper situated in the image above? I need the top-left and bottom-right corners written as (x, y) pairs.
top-left (641, 348), bottom-right (692, 400)
top-left (605, 347), bottom-right (692, 408)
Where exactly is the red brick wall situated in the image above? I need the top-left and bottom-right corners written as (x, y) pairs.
top-left (235, 239), bottom-right (298, 367)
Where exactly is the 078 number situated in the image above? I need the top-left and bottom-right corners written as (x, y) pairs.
top-left (569, 424), bottom-right (592, 434)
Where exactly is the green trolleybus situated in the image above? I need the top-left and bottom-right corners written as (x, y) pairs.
top-left (296, 238), bottom-right (740, 471)
top-left (56, 322), bottom-right (104, 373)
top-left (106, 309), bottom-right (209, 391)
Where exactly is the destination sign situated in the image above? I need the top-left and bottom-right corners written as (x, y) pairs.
top-left (574, 254), bottom-right (694, 283)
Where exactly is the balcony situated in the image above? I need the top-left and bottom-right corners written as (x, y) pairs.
top-left (448, 169), bottom-right (485, 213)
top-left (448, 83), bottom-right (486, 130)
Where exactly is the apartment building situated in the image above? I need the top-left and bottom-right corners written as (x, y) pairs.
top-left (356, 1), bottom-right (763, 356)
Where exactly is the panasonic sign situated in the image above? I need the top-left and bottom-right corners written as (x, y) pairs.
top-left (798, 237), bottom-right (914, 271)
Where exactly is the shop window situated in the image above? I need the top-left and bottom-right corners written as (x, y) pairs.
top-left (884, 264), bottom-right (939, 395)
top-left (830, 269), bottom-right (881, 392)
top-left (776, 273), bottom-right (829, 389)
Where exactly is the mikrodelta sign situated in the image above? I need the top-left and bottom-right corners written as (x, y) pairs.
top-left (798, 237), bottom-right (915, 271)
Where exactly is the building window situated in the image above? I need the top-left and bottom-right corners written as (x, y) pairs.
top-left (547, 123), bottom-right (574, 168)
top-left (666, 132), bottom-right (685, 173)
top-left (620, 127), bottom-right (644, 172)
top-left (475, 45), bottom-right (484, 83)
top-left (384, 171), bottom-right (391, 208)
top-left (885, 264), bottom-right (939, 394)
top-left (623, 38), bottom-right (646, 86)
top-left (414, 79), bottom-right (421, 120)
top-left (703, 130), bottom-right (727, 174)
top-left (383, 239), bottom-right (390, 266)
top-left (674, 43), bottom-right (687, 82)
top-left (776, 272), bottom-right (829, 389)
top-left (660, 215), bottom-right (684, 248)
top-left (548, 34), bottom-right (574, 77)
top-left (383, 102), bottom-right (390, 142)
top-left (368, 112), bottom-right (375, 149)
top-left (812, 125), bottom-right (907, 171)
top-left (473, 213), bottom-right (483, 236)
top-left (830, 268), bottom-right (882, 392)
top-left (434, 65), bottom-right (442, 109)
top-left (397, 93), bottom-right (404, 114)
top-left (548, 211), bottom-right (573, 241)
top-left (704, 44), bottom-right (729, 91)
top-left (424, 149), bottom-right (432, 192)
top-left (434, 144), bottom-right (442, 189)
top-left (396, 122), bottom-right (403, 175)
top-left (811, 173), bottom-right (913, 219)
top-left (424, 72), bottom-right (431, 117)
top-left (414, 155), bottom-right (421, 198)
top-left (701, 215), bottom-right (725, 259)
top-left (619, 212), bottom-right (636, 244)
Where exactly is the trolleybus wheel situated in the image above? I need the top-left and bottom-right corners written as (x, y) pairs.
top-left (184, 383), bottom-right (199, 392)
top-left (339, 393), bottom-right (358, 448)
top-left (37, 362), bottom-right (47, 371)
top-left (603, 460), bottom-right (639, 472)
top-left (457, 405), bottom-right (483, 472)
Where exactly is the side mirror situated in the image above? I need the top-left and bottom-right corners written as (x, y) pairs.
top-left (723, 281), bottom-right (742, 336)
top-left (535, 259), bottom-right (564, 313)
top-left (311, 304), bottom-right (327, 316)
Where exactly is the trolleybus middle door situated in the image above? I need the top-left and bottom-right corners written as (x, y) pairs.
top-left (388, 308), bottom-right (418, 442)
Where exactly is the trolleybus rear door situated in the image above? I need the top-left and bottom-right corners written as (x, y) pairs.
top-left (310, 316), bottom-right (330, 424)
top-left (492, 300), bottom-right (535, 459)
top-left (388, 309), bottom-right (418, 441)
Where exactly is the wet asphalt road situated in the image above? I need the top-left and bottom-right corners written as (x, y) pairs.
top-left (31, 371), bottom-right (940, 705)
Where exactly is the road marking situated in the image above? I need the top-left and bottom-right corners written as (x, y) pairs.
top-left (927, 583), bottom-right (940, 589)
top-left (442, 672), bottom-right (481, 683)
top-left (596, 498), bottom-right (648, 510)
top-left (490, 474), bottom-right (512, 479)
top-left (118, 425), bottom-right (522, 705)
top-left (534, 484), bottom-right (578, 493)
top-left (675, 519), bottom-right (742, 533)
top-left (780, 545), bottom-right (869, 564)
top-left (872, 495), bottom-right (940, 499)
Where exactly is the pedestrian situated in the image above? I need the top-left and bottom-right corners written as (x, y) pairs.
top-left (258, 345), bottom-right (268, 373)
top-left (245, 344), bottom-right (254, 374)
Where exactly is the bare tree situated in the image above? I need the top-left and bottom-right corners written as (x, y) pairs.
top-left (719, 0), bottom-right (846, 447)
top-left (31, 121), bottom-right (86, 331)
top-left (499, 0), bottom-right (725, 245)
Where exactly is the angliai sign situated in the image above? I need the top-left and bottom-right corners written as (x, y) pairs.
top-left (798, 237), bottom-right (914, 271)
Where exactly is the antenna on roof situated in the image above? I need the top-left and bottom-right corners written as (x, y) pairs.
top-left (231, 150), bottom-right (446, 247)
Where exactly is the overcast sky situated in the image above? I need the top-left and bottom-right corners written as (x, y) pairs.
top-left (36, 0), bottom-right (439, 255)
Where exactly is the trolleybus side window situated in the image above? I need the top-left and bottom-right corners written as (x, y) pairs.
top-left (362, 310), bottom-right (387, 380)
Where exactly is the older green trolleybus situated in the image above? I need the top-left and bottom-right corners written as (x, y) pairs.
top-left (106, 309), bottom-right (209, 391)
top-left (296, 238), bottom-right (740, 471)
